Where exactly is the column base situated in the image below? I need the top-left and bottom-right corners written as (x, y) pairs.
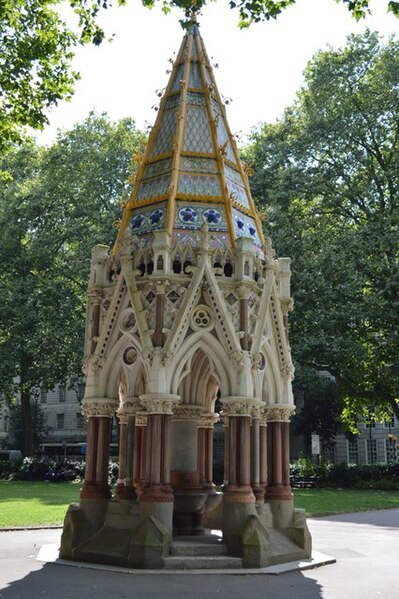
top-left (223, 485), bottom-right (256, 504)
top-left (266, 484), bottom-right (293, 501)
top-left (140, 484), bottom-right (174, 503)
top-left (80, 482), bottom-right (111, 500)
top-left (115, 484), bottom-right (137, 501)
top-left (252, 484), bottom-right (265, 502)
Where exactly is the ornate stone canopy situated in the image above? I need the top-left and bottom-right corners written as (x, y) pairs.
top-left (60, 20), bottom-right (311, 571)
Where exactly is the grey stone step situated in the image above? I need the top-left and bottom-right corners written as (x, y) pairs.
top-left (171, 541), bottom-right (228, 557)
top-left (164, 555), bottom-right (243, 570)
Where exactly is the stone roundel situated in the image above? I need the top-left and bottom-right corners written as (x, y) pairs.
top-left (123, 346), bottom-right (138, 366)
top-left (190, 304), bottom-right (214, 331)
top-left (119, 308), bottom-right (137, 333)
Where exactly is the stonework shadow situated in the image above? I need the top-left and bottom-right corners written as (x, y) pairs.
top-left (0, 562), bottom-right (324, 599)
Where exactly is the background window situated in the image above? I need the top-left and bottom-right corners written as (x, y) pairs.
top-left (76, 413), bottom-right (85, 429)
top-left (347, 440), bottom-right (359, 464)
top-left (386, 439), bottom-right (398, 462)
top-left (56, 414), bottom-right (64, 429)
top-left (58, 384), bottom-right (66, 403)
top-left (366, 439), bottom-right (377, 464)
top-left (40, 390), bottom-right (47, 403)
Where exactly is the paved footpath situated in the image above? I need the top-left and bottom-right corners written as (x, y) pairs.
top-left (1, 509), bottom-right (398, 599)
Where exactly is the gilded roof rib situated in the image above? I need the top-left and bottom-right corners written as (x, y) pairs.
top-left (115, 21), bottom-right (264, 252)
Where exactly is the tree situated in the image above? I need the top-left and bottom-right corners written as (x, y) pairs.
top-left (2, 0), bottom-right (399, 155)
top-left (0, 113), bottom-right (146, 455)
top-left (246, 30), bottom-right (399, 424)
top-left (0, 0), bottom-right (107, 155)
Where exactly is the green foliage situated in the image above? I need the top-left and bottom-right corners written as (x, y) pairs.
top-left (0, 113), bottom-right (146, 455)
top-left (0, 0), bottom-right (115, 154)
top-left (247, 30), bottom-right (399, 425)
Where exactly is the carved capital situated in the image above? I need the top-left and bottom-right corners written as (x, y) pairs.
top-left (135, 411), bottom-right (148, 426)
top-left (140, 393), bottom-right (180, 415)
top-left (264, 405), bottom-right (295, 422)
top-left (88, 290), bottom-right (103, 306)
top-left (197, 412), bottom-right (220, 428)
top-left (172, 405), bottom-right (203, 422)
top-left (220, 396), bottom-right (262, 417)
top-left (82, 399), bottom-right (118, 417)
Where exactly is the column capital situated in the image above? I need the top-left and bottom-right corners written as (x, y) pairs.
top-left (172, 405), bottom-right (203, 422)
top-left (197, 411), bottom-right (220, 428)
top-left (140, 393), bottom-right (180, 415)
top-left (81, 398), bottom-right (118, 417)
top-left (135, 411), bottom-right (148, 426)
top-left (220, 396), bottom-right (263, 417)
top-left (264, 404), bottom-right (295, 422)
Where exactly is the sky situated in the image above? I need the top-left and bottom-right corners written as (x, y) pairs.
top-left (37, 0), bottom-right (399, 146)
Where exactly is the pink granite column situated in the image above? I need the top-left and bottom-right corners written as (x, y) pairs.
top-left (80, 402), bottom-right (115, 500)
top-left (197, 413), bottom-right (218, 490)
top-left (259, 412), bottom-right (268, 500)
top-left (222, 398), bottom-right (258, 504)
top-left (266, 407), bottom-right (293, 501)
top-left (139, 394), bottom-right (179, 503)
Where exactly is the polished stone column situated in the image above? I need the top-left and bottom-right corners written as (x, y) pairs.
top-left (139, 394), bottom-right (179, 503)
top-left (221, 413), bottom-right (229, 488)
top-left (221, 397), bottom-right (261, 504)
top-left (265, 406), bottom-right (294, 500)
top-left (133, 412), bottom-right (147, 494)
top-left (80, 400), bottom-right (116, 500)
top-left (259, 410), bottom-right (268, 500)
top-left (250, 408), bottom-right (264, 501)
top-left (197, 412), bottom-right (219, 490)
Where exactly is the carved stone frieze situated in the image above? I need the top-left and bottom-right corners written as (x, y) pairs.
top-left (140, 393), bottom-right (180, 415)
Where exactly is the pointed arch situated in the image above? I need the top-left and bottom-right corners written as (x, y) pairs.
top-left (169, 331), bottom-right (232, 397)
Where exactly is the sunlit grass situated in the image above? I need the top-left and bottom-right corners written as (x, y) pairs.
top-left (0, 481), bottom-right (80, 527)
top-left (1, 482), bottom-right (399, 527)
top-left (293, 488), bottom-right (399, 517)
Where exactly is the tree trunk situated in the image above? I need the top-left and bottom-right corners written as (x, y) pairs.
top-left (20, 388), bottom-right (33, 456)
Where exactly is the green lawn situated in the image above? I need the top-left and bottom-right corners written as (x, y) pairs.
top-left (293, 488), bottom-right (399, 516)
top-left (0, 481), bottom-right (80, 528)
top-left (0, 482), bottom-right (398, 528)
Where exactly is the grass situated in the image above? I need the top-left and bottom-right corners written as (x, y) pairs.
top-left (0, 481), bottom-right (80, 528)
top-left (293, 488), bottom-right (399, 517)
top-left (0, 482), bottom-right (398, 527)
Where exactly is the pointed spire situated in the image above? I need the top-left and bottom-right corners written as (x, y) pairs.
top-left (115, 24), bottom-right (264, 254)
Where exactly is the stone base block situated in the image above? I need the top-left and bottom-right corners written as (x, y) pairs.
top-left (128, 516), bottom-right (171, 569)
top-left (60, 499), bottom-right (108, 560)
top-left (222, 501), bottom-right (257, 556)
top-left (140, 500), bottom-right (174, 539)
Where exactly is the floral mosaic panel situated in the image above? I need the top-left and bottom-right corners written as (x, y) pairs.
top-left (171, 64), bottom-right (184, 92)
top-left (178, 173), bottom-right (221, 197)
top-left (141, 158), bottom-right (173, 181)
top-left (130, 204), bottom-right (167, 235)
top-left (216, 118), bottom-right (235, 163)
top-left (189, 62), bottom-right (203, 89)
top-left (174, 203), bottom-right (228, 232)
top-left (151, 109), bottom-right (177, 157)
top-left (186, 92), bottom-right (207, 106)
top-left (226, 177), bottom-right (250, 209)
top-left (136, 174), bottom-right (171, 202)
top-left (233, 209), bottom-right (261, 246)
top-left (180, 156), bottom-right (218, 174)
top-left (183, 106), bottom-right (213, 154)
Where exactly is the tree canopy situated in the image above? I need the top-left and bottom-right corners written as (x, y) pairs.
top-left (0, 113), bottom-right (145, 454)
top-left (246, 30), bottom-right (399, 425)
top-left (2, 0), bottom-right (398, 154)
